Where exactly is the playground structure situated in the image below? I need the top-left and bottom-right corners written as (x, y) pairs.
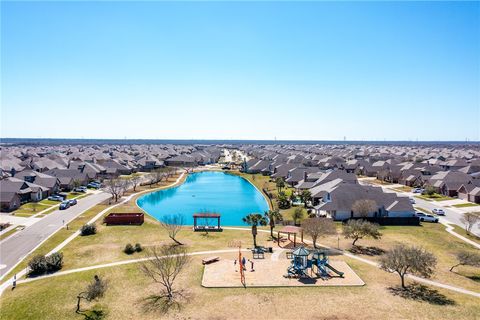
top-left (285, 246), bottom-right (344, 279)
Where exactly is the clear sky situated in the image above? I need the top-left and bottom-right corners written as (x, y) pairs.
top-left (1, 1), bottom-right (479, 141)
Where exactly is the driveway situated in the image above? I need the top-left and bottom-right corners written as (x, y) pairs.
top-left (0, 192), bottom-right (111, 279)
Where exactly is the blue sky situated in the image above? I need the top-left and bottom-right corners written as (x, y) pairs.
top-left (1, 1), bottom-right (479, 141)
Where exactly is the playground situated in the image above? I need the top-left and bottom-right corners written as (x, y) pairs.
top-left (202, 246), bottom-right (365, 288)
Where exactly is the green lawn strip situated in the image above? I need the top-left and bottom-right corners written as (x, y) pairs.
top-left (413, 206), bottom-right (431, 214)
top-left (451, 225), bottom-right (480, 243)
top-left (452, 203), bottom-right (480, 208)
top-left (416, 193), bottom-right (454, 202)
top-left (0, 227), bottom-right (22, 241)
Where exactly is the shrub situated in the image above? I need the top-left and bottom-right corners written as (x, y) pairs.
top-left (124, 243), bottom-right (135, 255)
top-left (28, 252), bottom-right (63, 275)
top-left (134, 243), bottom-right (143, 252)
top-left (46, 252), bottom-right (64, 272)
top-left (28, 255), bottom-right (49, 275)
top-left (80, 223), bottom-right (97, 236)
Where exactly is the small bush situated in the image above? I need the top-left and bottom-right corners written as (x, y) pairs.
top-left (28, 252), bottom-right (63, 276)
top-left (28, 255), bottom-right (49, 275)
top-left (81, 223), bottom-right (97, 236)
top-left (124, 243), bottom-right (135, 255)
top-left (46, 252), bottom-right (64, 272)
top-left (134, 243), bottom-right (143, 252)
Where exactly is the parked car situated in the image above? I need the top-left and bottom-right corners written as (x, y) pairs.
top-left (59, 201), bottom-right (70, 210)
top-left (432, 208), bottom-right (445, 216)
top-left (87, 182), bottom-right (101, 189)
top-left (409, 198), bottom-right (416, 204)
top-left (415, 212), bottom-right (439, 223)
top-left (68, 199), bottom-right (77, 206)
top-left (412, 188), bottom-right (424, 194)
top-left (48, 195), bottom-right (63, 201)
top-left (74, 186), bottom-right (87, 193)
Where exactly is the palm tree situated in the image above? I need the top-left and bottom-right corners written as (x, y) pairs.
top-left (275, 178), bottom-right (285, 193)
top-left (300, 190), bottom-right (312, 208)
top-left (242, 213), bottom-right (268, 248)
top-left (264, 210), bottom-right (283, 238)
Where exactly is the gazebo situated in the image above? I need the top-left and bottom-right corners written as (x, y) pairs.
top-left (193, 213), bottom-right (222, 232)
top-left (277, 225), bottom-right (303, 247)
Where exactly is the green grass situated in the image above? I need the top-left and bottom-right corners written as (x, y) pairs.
top-left (0, 227), bottom-right (22, 241)
top-left (416, 193), bottom-right (454, 202)
top-left (392, 186), bottom-right (413, 192)
top-left (451, 203), bottom-right (480, 208)
top-left (451, 225), bottom-right (480, 243)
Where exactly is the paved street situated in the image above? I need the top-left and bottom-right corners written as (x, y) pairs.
top-left (0, 192), bottom-right (111, 279)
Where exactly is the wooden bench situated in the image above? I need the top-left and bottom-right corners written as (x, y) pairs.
top-left (202, 256), bottom-right (220, 265)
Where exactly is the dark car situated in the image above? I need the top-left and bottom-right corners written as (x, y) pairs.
top-left (59, 201), bottom-right (70, 210)
top-left (69, 199), bottom-right (77, 206)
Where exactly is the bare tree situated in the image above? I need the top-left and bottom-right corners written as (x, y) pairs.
top-left (153, 169), bottom-right (165, 185)
top-left (130, 173), bottom-right (142, 191)
top-left (302, 217), bottom-right (337, 248)
top-left (343, 219), bottom-right (382, 246)
top-left (352, 199), bottom-right (378, 218)
top-left (105, 178), bottom-right (123, 202)
top-left (140, 245), bottom-right (190, 304)
top-left (450, 251), bottom-right (480, 272)
top-left (76, 275), bottom-right (108, 313)
top-left (160, 214), bottom-right (185, 245)
top-left (380, 244), bottom-right (436, 288)
top-left (460, 212), bottom-right (480, 235)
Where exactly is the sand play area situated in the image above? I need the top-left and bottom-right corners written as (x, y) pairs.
top-left (202, 252), bottom-right (365, 288)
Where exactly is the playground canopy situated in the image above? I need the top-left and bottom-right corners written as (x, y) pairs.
top-left (193, 213), bottom-right (223, 232)
top-left (277, 226), bottom-right (303, 247)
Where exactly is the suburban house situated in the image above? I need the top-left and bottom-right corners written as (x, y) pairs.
top-left (0, 177), bottom-right (49, 211)
top-left (425, 171), bottom-right (473, 197)
top-left (13, 170), bottom-right (60, 196)
top-left (312, 182), bottom-right (415, 221)
top-left (44, 169), bottom-right (89, 191)
top-left (457, 183), bottom-right (480, 204)
top-left (164, 154), bottom-right (198, 167)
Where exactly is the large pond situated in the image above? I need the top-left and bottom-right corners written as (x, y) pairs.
top-left (137, 171), bottom-right (270, 226)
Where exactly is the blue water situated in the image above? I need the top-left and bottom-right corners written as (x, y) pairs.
top-left (137, 171), bottom-right (270, 226)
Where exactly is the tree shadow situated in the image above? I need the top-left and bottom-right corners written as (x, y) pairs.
top-left (141, 290), bottom-right (190, 315)
top-left (348, 245), bottom-right (385, 256)
top-left (388, 283), bottom-right (455, 306)
top-left (78, 305), bottom-right (107, 320)
top-left (466, 275), bottom-right (480, 282)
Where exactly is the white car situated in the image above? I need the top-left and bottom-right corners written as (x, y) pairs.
top-left (432, 208), bottom-right (445, 216)
top-left (415, 212), bottom-right (439, 223)
top-left (409, 198), bottom-right (416, 204)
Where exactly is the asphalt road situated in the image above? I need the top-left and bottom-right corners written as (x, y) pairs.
top-left (0, 192), bottom-right (111, 279)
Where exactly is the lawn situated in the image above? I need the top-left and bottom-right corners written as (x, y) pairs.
top-left (1, 250), bottom-right (479, 320)
top-left (451, 203), bottom-right (480, 208)
top-left (0, 226), bottom-right (23, 241)
top-left (416, 194), bottom-right (455, 202)
top-left (393, 186), bottom-right (413, 193)
top-left (317, 223), bottom-right (480, 293)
